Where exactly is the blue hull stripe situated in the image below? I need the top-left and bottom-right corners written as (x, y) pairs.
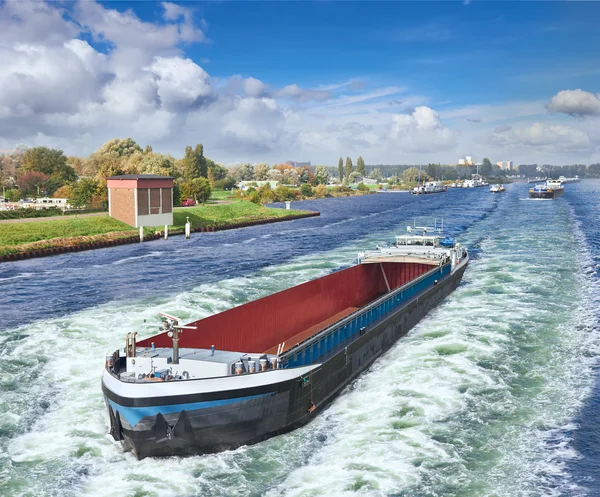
top-left (105, 393), bottom-right (271, 427)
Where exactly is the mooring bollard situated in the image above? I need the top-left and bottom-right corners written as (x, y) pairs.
top-left (164, 224), bottom-right (169, 240)
top-left (185, 216), bottom-right (191, 239)
top-left (139, 226), bottom-right (144, 242)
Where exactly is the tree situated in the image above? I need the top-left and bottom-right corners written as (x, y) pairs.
top-left (338, 157), bottom-right (344, 182)
top-left (181, 146), bottom-right (200, 180)
top-left (356, 156), bottom-right (366, 176)
top-left (300, 183), bottom-right (313, 196)
top-left (21, 146), bottom-right (77, 194)
top-left (253, 163), bottom-right (270, 181)
top-left (181, 177), bottom-right (211, 205)
top-left (349, 171), bottom-right (361, 184)
top-left (345, 157), bottom-right (353, 181)
top-left (53, 185), bottom-right (73, 199)
top-left (195, 144), bottom-right (208, 178)
top-left (426, 163), bottom-right (442, 180)
top-left (402, 167), bottom-right (421, 183)
top-left (22, 146), bottom-right (67, 176)
top-left (139, 154), bottom-right (177, 177)
top-left (369, 168), bottom-right (382, 181)
top-left (18, 171), bottom-right (49, 195)
top-left (234, 163), bottom-right (255, 181)
top-left (208, 162), bottom-right (228, 182)
top-left (97, 138), bottom-right (142, 157)
top-left (144, 145), bottom-right (153, 154)
top-left (357, 182), bottom-right (369, 192)
top-left (69, 178), bottom-right (99, 209)
top-left (481, 158), bottom-right (493, 178)
top-left (4, 189), bottom-right (20, 202)
top-left (314, 166), bottom-right (330, 185)
top-left (588, 163), bottom-right (600, 177)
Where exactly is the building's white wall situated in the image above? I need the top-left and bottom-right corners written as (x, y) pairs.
top-left (136, 212), bottom-right (174, 228)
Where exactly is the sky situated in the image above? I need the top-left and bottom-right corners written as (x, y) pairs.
top-left (1, 1), bottom-right (600, 166)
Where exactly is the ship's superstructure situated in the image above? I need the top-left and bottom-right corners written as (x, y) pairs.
top-left (102, 223), bottom-right (469, 459)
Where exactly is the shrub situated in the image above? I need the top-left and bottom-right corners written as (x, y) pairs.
top-left (357, 182), bottom-right (369, 192)
top-left (258, 183), bottom-right (275, 204)
top-left (300, 183), bottom-right (313, 197)
top-left (315, 184), bottom-right (327, 198)
top-left (274, 185), bottom-right (295, 202)
top-left (248, 190), bottom-right (261, 204)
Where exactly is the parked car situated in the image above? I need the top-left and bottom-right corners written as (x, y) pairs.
top-left (181, 198), bottom-right (196, 207)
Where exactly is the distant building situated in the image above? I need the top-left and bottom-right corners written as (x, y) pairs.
top-left (458, 156), bottom-right (474, 166)
top-left (496, 161), bottom-right (515, 171)
top-left (107, 174), bottom-right (174, 228)
top-left (20, 197), bottom-right (70, 210)
top-left (237, 180), bottom-right (279, 191)
top-left (285, 161), bottom-right (311, 168)
top-left (353, 176), bottom-right (377, 185)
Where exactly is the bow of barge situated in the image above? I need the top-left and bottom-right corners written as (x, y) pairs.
top-left (102, 224), bottom-right (469, 459)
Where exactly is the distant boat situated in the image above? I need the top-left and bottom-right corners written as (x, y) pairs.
top-left (490, 185), bottom-right (505, 193)
top-left (529, 179), bottom-right (564, 199)
top-left (423, 181), bottom-right (446, 194)
top-left (558, 175), bottom-right (580, 184)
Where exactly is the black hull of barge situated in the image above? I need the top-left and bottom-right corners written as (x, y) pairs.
top-left (104, 264), bottom-right (467, 459)
top-left (529, 189), bottom-right (564, 199)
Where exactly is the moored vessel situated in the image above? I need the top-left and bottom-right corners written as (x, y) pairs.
top-left (423, 181), bottom-right (446, 194)
top-left (102, 223), bottom-right (469, 459)
top-left (529, 179), bottom-right (564, 199)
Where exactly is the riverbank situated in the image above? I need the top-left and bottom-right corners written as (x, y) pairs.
top-left (0, 202), bottom-right (318, 261)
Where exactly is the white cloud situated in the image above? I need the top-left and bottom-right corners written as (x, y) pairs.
top-left (388, 107), bottom-right (457, 153)
top-left (546, 89), bottom-right (600, 117)
top-left (276, 84), bottom-right (332, 102)
top-left (490, 122), bottom-right (593, 152)
top-left (244, 77), bottom-right (269, 98)
top-left (1, 1), bottom-right (599, 165)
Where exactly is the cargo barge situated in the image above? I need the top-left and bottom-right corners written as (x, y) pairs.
top-left (529, 179), bottom-right (564, 199)
top-left (102, 225), bottom-right (469, 459)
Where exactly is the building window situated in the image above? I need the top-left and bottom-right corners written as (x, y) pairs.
top-left (161, 188), bottom-right (172, 214)
top-left (150, 188), bottom-right (160, 215)
top-left (137, 188), bottom-right (149, 215)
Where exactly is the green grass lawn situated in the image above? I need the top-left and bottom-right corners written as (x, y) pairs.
top-left (0, 216), bottom-right (135, 248)
top-left (0, 201), bottom-right (309, 249)
top-left (210, 190), bottom-right (234, 200)
top-left (172, 201), bottom-right (306, 229)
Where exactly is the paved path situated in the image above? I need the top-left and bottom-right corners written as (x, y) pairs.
top-left (0, 212), bottom-right (108, 224)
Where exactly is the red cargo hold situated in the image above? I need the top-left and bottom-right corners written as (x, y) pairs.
top-left (137, 262), bottom-right (431, 354)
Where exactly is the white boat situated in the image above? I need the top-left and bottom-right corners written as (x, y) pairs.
top-left (423, 181), bottom-right (446, 194)
top-left (558, 175), bottom-right (580, 184)
top-left (490, 184), bottom-right (505, 193)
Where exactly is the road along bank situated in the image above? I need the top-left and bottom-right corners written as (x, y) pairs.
top-left (0, 209), bottom-right (319, 263)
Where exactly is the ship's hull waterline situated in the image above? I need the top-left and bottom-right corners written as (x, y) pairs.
top-left (103, 261), bottom-right (467, 459)
top-left (529, 188), bottom-right (565, 199)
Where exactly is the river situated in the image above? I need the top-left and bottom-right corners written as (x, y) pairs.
top-left (1, 182), bottom-right (599, 497)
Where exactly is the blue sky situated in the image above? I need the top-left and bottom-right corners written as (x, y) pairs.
top-left (120, 1), bottom-right (600, 104)
top-left (1, 1), bottom-right (599, 164)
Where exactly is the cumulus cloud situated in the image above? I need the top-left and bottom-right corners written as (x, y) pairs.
top-left (244, 77), bottom-right (269, 98)
top-left (491, 122), bottom-right (593, 151)
top-left (546, 89), bottom-right (600, 117)
top-left (388, 106), bottom-right (457, 152)
top-left (2, 0), bottom-right (598, 164)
